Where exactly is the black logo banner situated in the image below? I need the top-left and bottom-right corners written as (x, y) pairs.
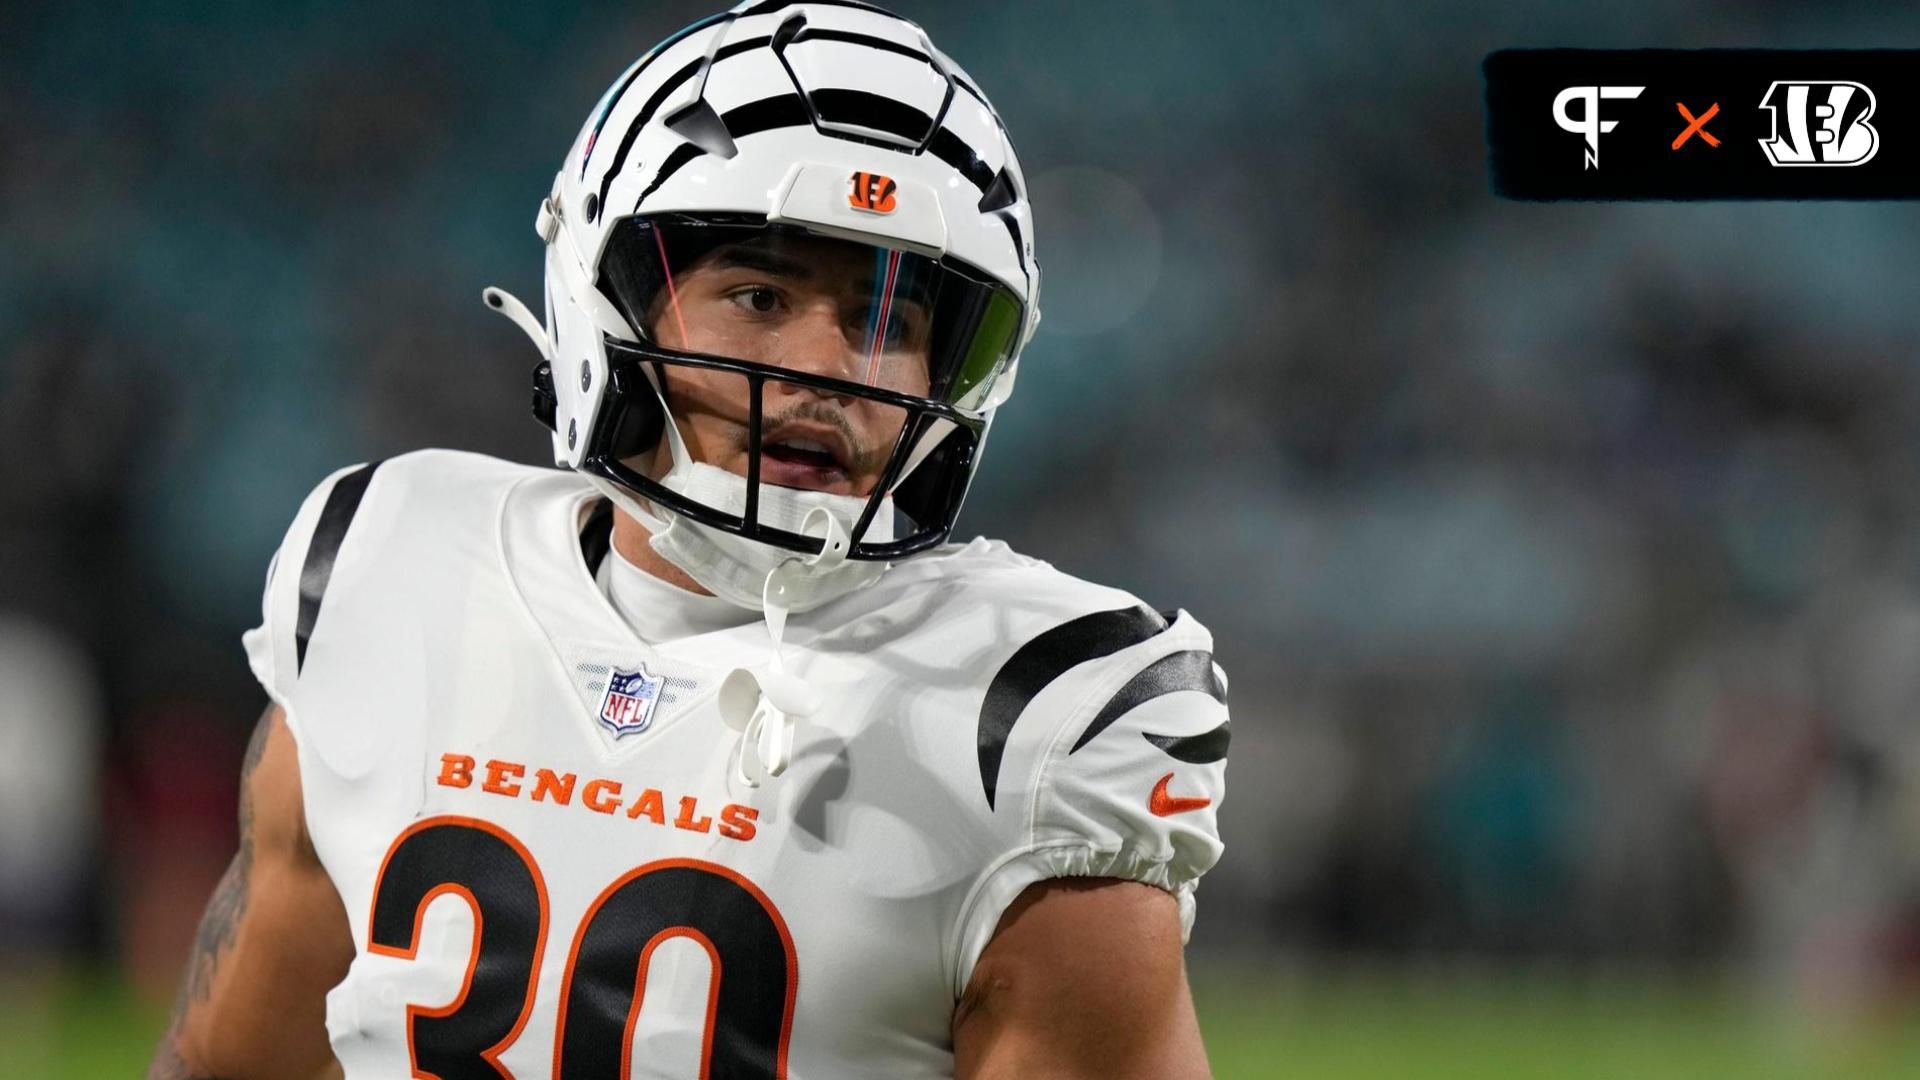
top-left (1485, 49), bottom-right (1920, 199)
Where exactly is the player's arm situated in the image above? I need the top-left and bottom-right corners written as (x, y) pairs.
top-left (952, 877), bottom-right (1211, 1080)
top-left (147, 705), bottom-right (354, 1080)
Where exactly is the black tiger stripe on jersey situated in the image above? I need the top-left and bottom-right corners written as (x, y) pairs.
top-left (976, 605), bottom-right (1167, 810)
top-left (1068, 650), bottom-right (1226, 755)
top-left (1144, 720), bottom-right (1231, 765)
top-left (295, 461), bottom-right (382, 674)
top-left (578, 497), bottom-right (615, 577)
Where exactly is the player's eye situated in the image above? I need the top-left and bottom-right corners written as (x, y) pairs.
top-left (849, 303), bottom-right (926, 349)
top-left (726, 286), bottom-right (785, 316)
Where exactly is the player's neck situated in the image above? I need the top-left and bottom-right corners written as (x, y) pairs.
top-left (610, 506), bottom-right (715, 597)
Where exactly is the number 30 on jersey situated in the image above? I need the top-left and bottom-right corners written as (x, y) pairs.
top-left (367, 815), bottom-right (797, 1079)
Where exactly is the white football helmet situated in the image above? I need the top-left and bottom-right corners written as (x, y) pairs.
top-left (487, 0), bottom-right (1039, 576)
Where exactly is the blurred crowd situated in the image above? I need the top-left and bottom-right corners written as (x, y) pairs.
top-left (3, 0), bottom-right (1917, 1025)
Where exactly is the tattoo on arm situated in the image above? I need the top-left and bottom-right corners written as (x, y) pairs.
top-left (146, 709), bottom-right (272, 1080)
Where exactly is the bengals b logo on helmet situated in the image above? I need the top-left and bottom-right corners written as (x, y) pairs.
top-left (848, 171), bottom-right (898, 214)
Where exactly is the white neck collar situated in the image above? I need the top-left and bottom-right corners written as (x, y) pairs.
top-left (596, 539), bottom-right (757, 643)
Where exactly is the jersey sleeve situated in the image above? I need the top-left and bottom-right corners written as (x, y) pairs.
top-left (240, 462), bottom-right (381, 707)
top-left (951, 607), bottom-right (1229, 996)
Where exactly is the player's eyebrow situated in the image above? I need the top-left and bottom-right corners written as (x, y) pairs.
top-left (705, 244), bottom-right (815, 279)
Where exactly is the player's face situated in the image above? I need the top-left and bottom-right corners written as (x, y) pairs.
top-left (641, 233), bottom-right (932, 497)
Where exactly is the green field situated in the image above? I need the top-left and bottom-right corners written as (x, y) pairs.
top-left (1194, 969), bottom-right (1920, 1080)
top-left (8, 968), bottom-right (1917, 1079)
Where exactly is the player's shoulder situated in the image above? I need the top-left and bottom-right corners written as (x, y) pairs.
top-left (931, 532), bottom-right (1220, 703)
top-left (308, 447), bottom-right (553, 515)
top-left (913, 540), bottom-right (1229, 989)
top-left (248, 450), bottom-right (573, 690)
top-left (276, 448), bottom-right (568, 554)
top-left (867, 533), bottom-right (1216, 650)
top-left (833, 534), bottom-right (1224, 797)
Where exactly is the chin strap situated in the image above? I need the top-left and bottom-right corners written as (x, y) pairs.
top-left (719, 506), bottom-right (850, 787)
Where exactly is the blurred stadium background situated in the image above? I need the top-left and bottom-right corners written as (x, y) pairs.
top-left (5, 0), bottom-right (1920, 1076)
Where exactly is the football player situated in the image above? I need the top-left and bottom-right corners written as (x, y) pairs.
top-left (149, 3), bottom-right (1229, 1077)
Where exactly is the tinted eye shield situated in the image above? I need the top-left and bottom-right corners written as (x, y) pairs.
top-left (601, 215), bottom-right (1024, 407)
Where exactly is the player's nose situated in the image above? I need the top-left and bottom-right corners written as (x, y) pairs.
top-left (766, 304), bottom-right (862, 403)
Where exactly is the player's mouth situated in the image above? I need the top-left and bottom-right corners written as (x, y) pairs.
top-left (758, 421), bottom-right (857, 494)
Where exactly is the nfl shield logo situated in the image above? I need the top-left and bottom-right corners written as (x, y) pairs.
top-left (598, 664), bottom-right (665, 738)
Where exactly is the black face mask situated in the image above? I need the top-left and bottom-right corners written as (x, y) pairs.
top-left (539, 213), bottom-right (1024, 561)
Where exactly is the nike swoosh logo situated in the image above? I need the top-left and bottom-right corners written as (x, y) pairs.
top-left (1149, 772), bottom-right (1212, 817)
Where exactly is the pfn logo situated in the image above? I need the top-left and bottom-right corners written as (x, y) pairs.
top-left (848, 171), bottom-right (898, 214)
top-left (1758, 81), bottom-right (1879, 166)
top-left (1553, 85), bottom-right (1645, 169)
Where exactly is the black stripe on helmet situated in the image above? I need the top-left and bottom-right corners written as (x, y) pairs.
top-left (976, 605), bottom-right (1168, 810)
top-left (791, 26), bottom-right (932, 64)
top-left (927, 126), bottom-right (995, 191)
top-left (582, 63), bottom-right (654, 180)
top-left (629, 92), bottom-right (809, 209)
top-left (634, 87), bottom-right (962, 209)
top-left (599, 57), bottom-right (705, 212)
top-left (996, 208), bottom-right (1027, 275)
top-left (594, 9), bottom-right (1008, 217)
top-left (598, 36), bottom-right (773, 214)
top-left (629, 92), bottom-right (808, 209)
top-left (719, 94), bottom-right (815, 140)
top-left (787, 27), bottom-right (958, 151)
top-left (633, 142), bottom-right (709, 207)
top-left (808, 87), bottom-right (937, 146)
top-left (952, 72), bottom-right (991, 110)
top-left (584, 12), bottom-right (735, 182)
top-left (741, 0), bottom-right (900, 17)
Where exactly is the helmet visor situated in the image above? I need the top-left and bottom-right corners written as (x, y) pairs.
top-left (602, 214), bottom-right (1023, 410)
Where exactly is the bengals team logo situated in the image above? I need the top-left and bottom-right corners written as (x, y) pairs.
top-left (1758, 81), bottom-right (1879, 167)
top-left (848, 171), bottom-right (898, 214)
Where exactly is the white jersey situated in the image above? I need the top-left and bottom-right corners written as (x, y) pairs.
top-left (244, 449), bottom-right (1228, 1080)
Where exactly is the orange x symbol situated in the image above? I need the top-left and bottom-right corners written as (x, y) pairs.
top-left (1672, 102), bottom-right (1721, 149)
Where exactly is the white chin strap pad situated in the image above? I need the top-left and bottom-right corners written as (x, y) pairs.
top-left (643, 463), bottom-right (890, 613)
